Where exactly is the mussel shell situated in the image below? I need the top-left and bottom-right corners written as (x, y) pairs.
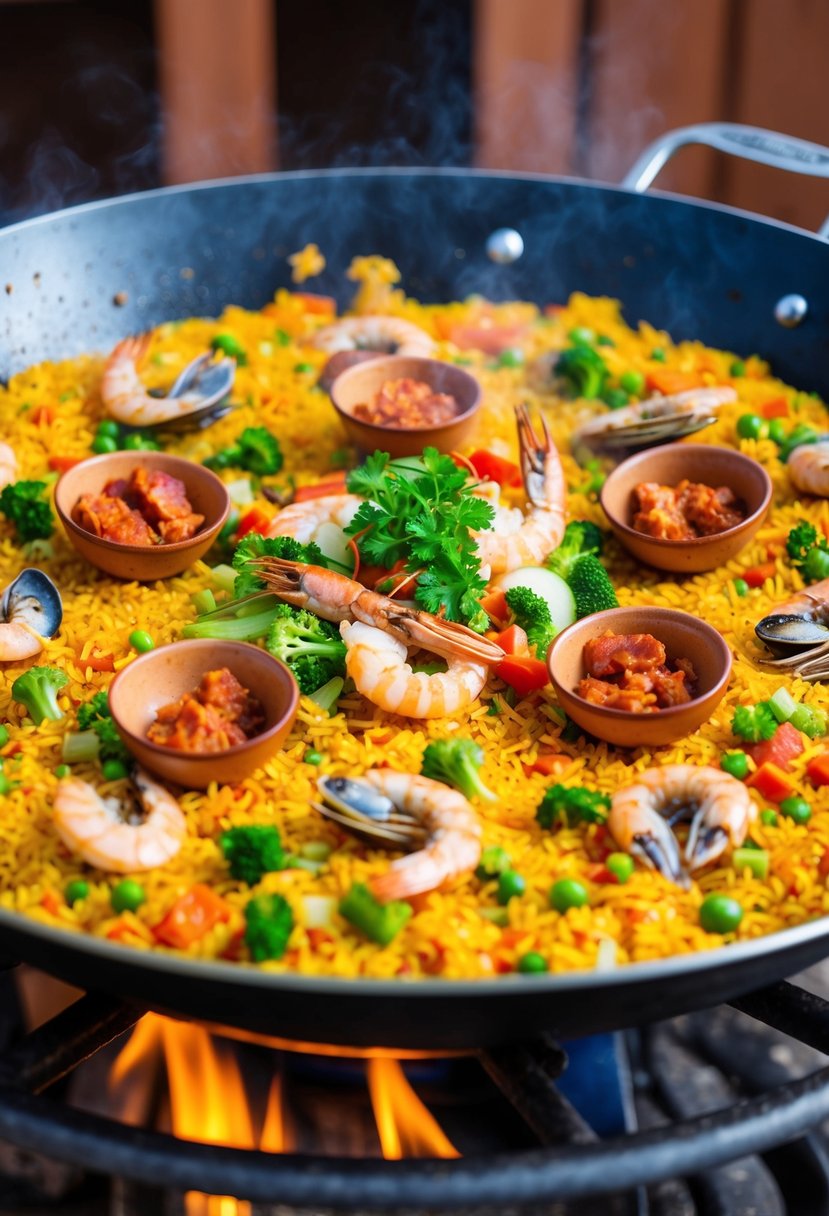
top-left (136, 352), bottom-right (236, 434)
top-left (598, 415), bottom-right (716, 450)
top-left (317, 775), bottom-right (398, 822)
top-left (0, 568), bottom-right (62, 638)
top-left (755, 613), bottom-right (829, 657)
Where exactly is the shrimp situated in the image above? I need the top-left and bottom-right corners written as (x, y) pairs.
top-left (608, 764), bottom-right (755, 887)
top-left (0, 569), bottom-right (62, 663)
top-left (267, 494), bottom-right (364, 569)
top-left (573, 387), bottom-right (736, 450)
top-left (101, 336), bottom-right (234, 428)
top-left (474, 404), bottom-right (566, 574)
top-left (312, 316), bottom-right (435, 357)
top-left (319, 770), bottom-right (482, 900)
top-left (250, 557), bottom-right (504, 665)
top-left (0, 622), bottom-right (44, 662)
top-left (341, 620), bottom-right (488, 718)
top-left (0, 443), bottom-right (17, 490)
top-left (53, 767), bottom-right (186, 873)
top-left (788, 441), bottom-right (829, 497)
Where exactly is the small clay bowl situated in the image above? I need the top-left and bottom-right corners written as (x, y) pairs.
top-left (329, 355), bottom-right (482, 457)
top-left (108, 639), bottom-right (300, 789)
top-left (54, 452), bottom-right (230, 581)
top-left (547, 606), bottom-right (732, 748)
top-left (600, 443), bottom-right (772, 574)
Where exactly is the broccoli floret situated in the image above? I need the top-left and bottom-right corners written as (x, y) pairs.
top-left (243, 892), bottom-right (294, 961)
top-left (503, 586), bottom-right (556, 659)
top-left (0, 481), bottom-right (54, 543)
top-left (787, 521), bottom-right (820, 565)
top-left (11, 666), bottom-right (68, 724)
top-left (220, 824), bottom-right (286, 885)
top-left (731, 703), bottom-right (778, 743)
top-left (205, 426), bottom-right (283, 476)
top-left (547, 520), bottom-right (605, 580)
top-left (421, 738), bottom-right (496, 803)
top-left (77, 690), bottom-right (110, 731)
top-left (785, 519), bottom-right (829, 582)
top-left (536, 783), bottom-right (610, 829)
top-left (568, 554), bottom-right (618, 618)
top-left (555, 345), bottom-right (609, 399)
top-left (76, 692), bottom-right (131, 764)
top-left (232, 532), bottom-right (326, 598)
top-left (265, 605), bottom-right (346, 695)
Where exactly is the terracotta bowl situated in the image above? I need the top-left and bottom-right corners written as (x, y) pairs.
top-left (546, 606), bottom-right (732, 748)
top-left (108, 640), bottom-right (300, 789)
top-left (329, 355), bottom-right (482, 457)
top-left (54, 452), bottom-right (230, 581)
top-left (600, 443), bottom-right (772, 573)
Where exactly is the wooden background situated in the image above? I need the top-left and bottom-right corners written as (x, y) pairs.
top-left (153, 0), bottom-right (829, 233)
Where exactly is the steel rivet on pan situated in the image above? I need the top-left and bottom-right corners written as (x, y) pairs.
top-left (774, 293), bottom-right (808, 328)
top-left (486, 228), bottom-right (524, 264)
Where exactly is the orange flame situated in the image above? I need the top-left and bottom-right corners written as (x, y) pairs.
top-left (367, 1059), bottom-right (459, 1159)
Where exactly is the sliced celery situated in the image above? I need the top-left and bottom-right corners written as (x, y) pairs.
top-left (732, 847), bottom-right (769, 880)
top-left (61, 730), bottom-right (101, 763)
top-left (182, 606), bottom-right (278, 641)
top-left (769, 687), bottom-right (797, 722)
top-left (209, 564), bottom-right (238, 594)
top-left (191, 588), bottom-right (217, 615)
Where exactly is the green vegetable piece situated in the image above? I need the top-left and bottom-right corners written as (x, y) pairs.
top-left (300, 841), bottom-right (332, 862)
top-left (497, 870), bottom-right (526, 905)
top-left (602, 388), bottom-right (629, 410)
top-left (568, 554), bottom-right (618, 618)
top-left (780, 424), bottom-right (819, 463)
top-left (480, 907), bottom-right (509, 927)
top-left (309, 676), bottom-right (344, 714)
top-left (91, 434), bottom-right (119, 455)
top-left (790, 704), bottom-right (826, 738)
top-left (421, 737), bottom-right (496, 802)
top-left (96, 419), bottom-right (121, 439)
top-left (768, 418), bottom-right (787, 445)
top-left (211, 332), bottom-right (247, 364)
top-left (55, 764), bottom-right (70, 779)
top-left (191, 588), bottom-right (217, 616)
top-left (733, 578), bottom-right (749, 597)
top-left (699, 893), bottom-right (743, 934)
top-left (537, 783), bottom-right (610, 828)
top-left (475, 845), bottom-right (511, 880)
top-left (101, 760), bottom-right (129, 782)
top-left (244, 892), bottom-right (294, 960)
top-left (504, 585), bottom-right (556, 659)
top-left (550, 877), bottom-right (589, 912)
top-left (547, 520), bottom-right (604, 578)
top-left (769, 687), bottom-right (798, 723)
top-left (76, 691), bottom-right (130, 765)
top-left (555, 344), bottom-right (609, 399)
top-left (736, 413), bottom-right (767, 441)
top-left (779, 795), bottom-right (811, 824)
top-left (221, 824), bottom-right (286, 885)
top-left (0, 725), bottom-right (8, 749)
top-left (721, 751), bottom-right (749, 780)
top-left (231, 533), bottom-right (327, 599)
top-left (123, 432), bottom-right (160, 451)
top-left (606, 853), bottom-right (635, 884)
top-left (731, 702), bottom-right (777, 743)
top-left (0, 480), bottom-right (54, 542)
top-left (596, 334), bottom-right (615, 347)
top-left (265, 605), bottom-right (346, 696)
top-left (0, 774), bottom-right (13, 796)
top-left (497, 348), bottom-right (524, 368)
top-left (129, 630), bottom-right (155, 653)
top-left (761, 809), bottom-right (779, 827)
top-left (650, 347), bottom-right (666, 362)
top-left (803, 546), bottom-right (829, 582)
top-left (568, 327), bottom-right (596, 345)
top-left (305, 749), bottom-right (324, 766)
top-left (112, 879), bottom-right (146, 914)
top-left (517, 951), bottom-right (548, 974)
top-left (339, 882), bottom-right (412, 946)
top-left (205, 426), bottom-right (283, 477)
top-left (730, 359), bottom-right (746, 377)
top-left (294, 362), bottom-right (315, 374)
top-left (62, 730), bottom-right (101, 764)
top-left (733, 847), bottom-right (769, 879)
top-left (11, 666), bottom-right (68, 724)
top-left (619, 370), bottom-right (645, 396)
top-left (65, 879), bottom-right (90, 906)
top-left (787, 520), bottom-right (820, 564)
top-left (274, 327), bottom-right (291, 346)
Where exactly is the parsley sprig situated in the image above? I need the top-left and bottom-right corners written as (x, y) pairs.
top-left (345, 449), bottom-right (493, 629)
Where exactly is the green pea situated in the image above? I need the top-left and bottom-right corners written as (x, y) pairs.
top-left (568, 327), bottom-right (596, 346)
top-left (619, 370), bottom-right (645, 396)
top-left (730, 359), bottom-right (746, 377)
top-left (0, 725), bottom-right (8, 749)
top-left (517, 951), bottom-right (548, 974)
top-left (92, 435), bottom-right (119, 455)
top-left (274, 328), bottom-right (291, 346)
top-left (760, 809), bottom-right (779, 827)
top-left (211, 333), bottom-right (247, 363)
top-left (496, 870), bottom-right (526, 905)
top-left (650, 347), bottom-right (666, 362)
top-left (550, 877), bottom-right (589, 912)
top-left (721, 751), bottom-right (749, 780)
top-left (65, 879), bottom-right (89, 906)
top-left (476, 845), bottom-right (511, 880)
top-left (603, 388), bottom-right (629, 410)
top-left (733, 578), bottom-right (749, 597)
top-left (124, 432), bottom-right (160, 451)
top-left (293, 362), bottom-right (315, 374)
top-left (55, 764), bottom-right (71, 779)
top-left (779, 795), bottom-right (811, 825)
top-left (96, 419), bottom-right (121, 439)
top-left (304, 749), bottom-right (324, 766)
top-left (606, 853), bottom-right (634, 884)
top-left (596, 334), bottom-right (615, 347)
top-left (129, 630), bottom-right (155, 653)
top-left (102, 760), bottom-right (129, 782)
top-left (699, 893), bottom-right (743, 934)
top-left (111, 879), bottom-right (145, 913)
top-left (736, 413), bottom-right (767, 441)
top-left (452, 356), bottom-right (474, 365)
top-left (0, 774), bottom-right (13, 796)
top-left (497, 348), bottom-right (525, 368)
top-left (768, 418), bottom-right (787, 445)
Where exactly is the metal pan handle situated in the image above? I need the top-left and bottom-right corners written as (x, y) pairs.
top-left (622, 122), bottom-right (829, 239)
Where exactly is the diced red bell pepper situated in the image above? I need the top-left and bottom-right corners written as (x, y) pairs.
top-left (496, 624), bottom-right (530, 656)
top-left (235, 508), bottom-right (272, 539)
top-left (292, 292), bottom-right (337, 316)
top-left (645, 368), bottom-right (703, 396)
top-left (480, 588), bottom-right (509, 627)
top-left (746, 722), bottom-right (804, 771)
top-left (85, 649), bottom-right (115, 673)
top-left (153, 884), bottom-right (232, 949)
top-left (746, 761), bottom-right (795, 803)
top-left (496, 655), bottom-right (549, 697)
top-left (467, 450), bottom-right (523, 489)
top-left (48, 455), bottom-right (83, 472)
top-left (761, 396), bottom-right (789, 419)
top-left (743, 562), bottom-right (777, 589)
top-left (40, 890), bottom-right (61, 915)
top-left (31, 405), bottom-right (55, 426)
top-left (524, 751), bottom-right (568, 777)
top-left (807, 753), bottom-right (829, 787)
top-left (818, 848), bottom-right (829, 879)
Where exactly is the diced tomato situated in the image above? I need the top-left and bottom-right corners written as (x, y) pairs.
top-left (645, 368), bottom-right (703, 396)
top-left (746, 762), bottom-right (795, 803)
top-left (85, 649), bottom-right (115, 673)
top-left (807, 754), bottom-right (829, 787)
top-left (467, 450), bottom-right (523, 489)
top-left (500, 928), bottom-right (530, 949)
top-left (761, 396), bottom-right (789, 419)
top-left (496, 655), bottom-right (549, 696)
top-left (818, 848), bottom-right (829, 879)
top-left (293, 472), bottom-right (349, 502)
top-left (743, 562), bottom-right (777, 588)
top-left (306, 928), bottom-right (334, 949)
top-left (31, 405), bottom-right (55, 426)
top-left (235, 508), bottom-right (272, 539)
top-left (40, 890), bottom-right (61, 915)
top-left (292, 292), bottom-right (336, 316)
top-left (524, 750), bottom-right (568, 777)
top-left (496, 624), bottom-right (530, 656)
top-left (153, 884), bottom-right (232, 949)
top-left (588, 864), bottom-right (613, 884)
top-left (746, 722), bottom-right (804, 771)
top-left (48, 455), bottom-right (83, 472)
top-left (480, 588), bottom-right (508, 627)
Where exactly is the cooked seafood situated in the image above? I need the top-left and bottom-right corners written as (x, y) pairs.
top-left (0, 569), bottom-right (62, 662)
top-left (267, 493), bottom-right (363, 570)
top-left (574, 387), bottom-right (736, 451)
top-left (756, 577), bottom-right (829, 677)
top-left (102, 338), bottom-right (235, 430)
top-left (788, 440), bottom-right (829, 497)
top-left (312, 316), bottom-right (435, 357)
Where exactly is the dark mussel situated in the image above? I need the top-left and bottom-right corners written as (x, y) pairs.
top-left (0, 569), bottom-right (62, 637)
top-left (135, 351), bottom-right (236, 435)
top-left (755, 613), bottom-right (829, 659)
top-left (313, 774), bottom-right (424, 849)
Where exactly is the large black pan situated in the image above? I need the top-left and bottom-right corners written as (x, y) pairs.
top-left (2, 123), bottom-right (829, 1050)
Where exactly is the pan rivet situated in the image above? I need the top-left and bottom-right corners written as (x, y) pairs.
top-left (774, 293), bottom-right (808, 328)
top-left (486, 228), bottom-right (524, 264)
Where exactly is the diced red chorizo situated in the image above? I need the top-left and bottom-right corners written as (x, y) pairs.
top-left (73, 493), bottom-right (156, 547)
top-left (157, 513), bottom-right (204, 543)
top-left (632, 483), bottom-right (693, 541)
top-left (146, 667), bottom-right (265, 754)
top-left (130, 467), bottom-right (195, 524)
top-left (576, 675), bottom-right (658, 713)
top-left (583, 632), bottom-right (666, 678)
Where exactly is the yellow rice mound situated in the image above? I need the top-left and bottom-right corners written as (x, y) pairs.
top-left (3, 267), bottom-right (829, 980)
